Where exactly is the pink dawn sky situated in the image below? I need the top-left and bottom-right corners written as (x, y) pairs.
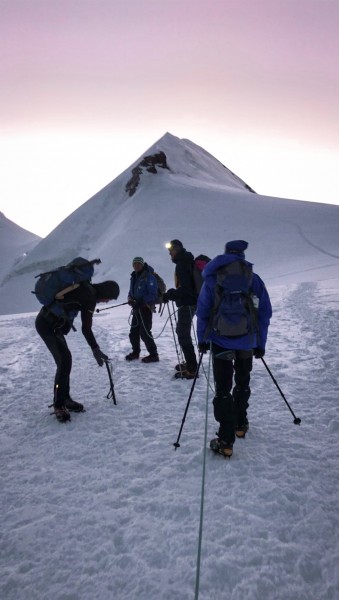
top-left (1, 0), bottom-right (338, 237)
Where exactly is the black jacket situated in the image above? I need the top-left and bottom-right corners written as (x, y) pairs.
top-left (39, 282), bottom-right (99, 349)
top-left (170, 248), bottom-right (197, 307)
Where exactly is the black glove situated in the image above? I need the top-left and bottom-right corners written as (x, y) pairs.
top-left (133, 299), bottom-right (144, 309)
top-left (163, 288), bottom-right (176, 302)
top-left (92, 346), bottom-right (109, 366)
top-left (161, 292), bottom-right (169, 304)
top-left (198, 342), bottom-right (209, 354)
top-left (253, 348), bottom-right (265, 359)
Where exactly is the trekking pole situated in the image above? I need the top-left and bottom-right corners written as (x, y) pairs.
top-left (167, 303), bottom-right (182, 369)
top-left (172, 302), bottom-right (185, 365)
top-left (190, 306), bottom-right (198, 346)
top-left (105, 360), bottom-right (117, 405)
top-left (261, 357), bottom-right (301, 424)
top-left (96, 302), bottom-right (129, 313)
top-left (173, 353), bottom-right (204, 450)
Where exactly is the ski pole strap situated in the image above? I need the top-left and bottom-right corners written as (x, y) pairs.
top-left (105, 360), bottom-right (117, 405)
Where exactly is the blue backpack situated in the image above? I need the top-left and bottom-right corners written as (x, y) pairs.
top-left (211, 259), bottom-right (258, 338)
top-left (33, 257), bottom-right (101, 321)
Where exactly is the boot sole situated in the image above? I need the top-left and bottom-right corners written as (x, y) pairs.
top-left (55, 414), bottom-right (71, 423)
top-left (235, 426), bottom-right (249, 438)
top-left (211, 447), bottom-right (233, 458)
top-left (174, 372), bottom-right (198, 379)
top-left (210, 439), bottom-right (233, 458)
top-left (235, 430), bottom-right (246, 438)
top-left (141, 358), bottom-right (160, 363)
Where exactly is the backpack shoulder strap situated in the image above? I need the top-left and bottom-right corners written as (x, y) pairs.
top-left (55, 283), bottom-right (80, 300)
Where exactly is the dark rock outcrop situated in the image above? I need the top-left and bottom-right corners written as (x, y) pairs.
top-left (126, 151), bottom-right (169, 197)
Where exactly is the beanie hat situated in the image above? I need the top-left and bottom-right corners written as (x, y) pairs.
top-left (132, 256), bottom-right (145, 266)
top-left (93, 281), bottom-right (120, 300)
top-left (169, 239), bottom-right (183, 250)
top-left (225, 240), bottom-right (248, 256)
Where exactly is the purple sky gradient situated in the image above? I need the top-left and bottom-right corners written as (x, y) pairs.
top-left (1, 0), bottom-right (338, 236)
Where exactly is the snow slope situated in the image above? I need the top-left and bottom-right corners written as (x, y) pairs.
top-left (0, 212), bottom-right (41, 286)
top-left (0, 282), bottom-right (338, 599)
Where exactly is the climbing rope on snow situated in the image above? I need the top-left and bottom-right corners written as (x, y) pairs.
top-left (194, 345), bottom-right (212, 600)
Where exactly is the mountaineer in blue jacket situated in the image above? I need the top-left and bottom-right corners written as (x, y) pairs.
top-left (196, 240), bottom-right (272, 457)
top-left (125, 257), bottom-right (159, 363)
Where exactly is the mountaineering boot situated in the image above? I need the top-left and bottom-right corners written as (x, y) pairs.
top-left (233, 385), bottom-right (251, 434)
top-left (125, 351), bottom-right (140, 361)
top-left (210, 437), bottom-right (233, 458)
top-left (174, 368), bottom-right (198, 380)
top-left (141, 354), bottom-right (160, 363)
top-left (53, 405), bottom-right (71, 423)
top-left (175, 362), bottom-right (187, 371)
top-left (235, 420), bottom-right (249, 438)
top-left (212, 394), bottom-right (235, 448)
top-left (65, 397), bottom-right (85, 412)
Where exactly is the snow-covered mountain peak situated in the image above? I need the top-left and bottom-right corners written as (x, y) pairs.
top-left (126, 132), bottom-right (255, 195)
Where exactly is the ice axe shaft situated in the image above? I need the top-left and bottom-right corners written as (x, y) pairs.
top-left (105, 360), bottom-right (117, 405)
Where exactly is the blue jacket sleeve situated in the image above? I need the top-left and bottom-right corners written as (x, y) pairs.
top-left (251, 274), bottom-right (272, 349)
top-left (196, 282), bottom-right (215, 342)
top-left (128, 274), bottom-right (135, 299)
